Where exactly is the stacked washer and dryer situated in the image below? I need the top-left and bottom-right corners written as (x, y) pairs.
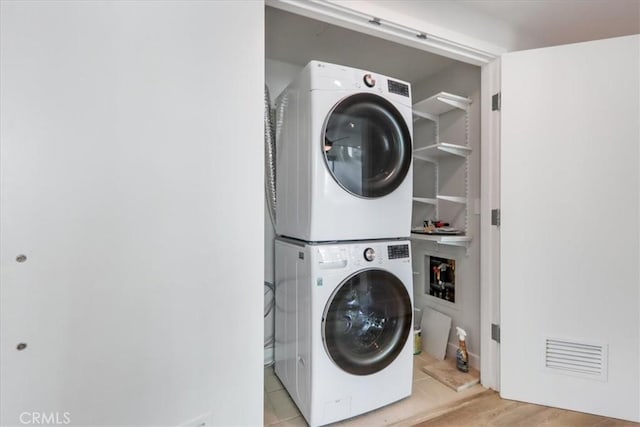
top-left (274, 61), bottom-right (415, 426)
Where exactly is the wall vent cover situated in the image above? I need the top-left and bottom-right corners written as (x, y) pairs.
top-left (544, 338), bottom-right (607, 381)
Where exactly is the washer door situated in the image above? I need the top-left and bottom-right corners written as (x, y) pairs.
top-left (322, 269), bottom-right (412, 376)
top-left (322, 93), bottom-right (412, 198)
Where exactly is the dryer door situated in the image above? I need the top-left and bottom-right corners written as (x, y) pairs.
top-left (323, 93), bottom-right (412, 198)
top-left (322, 268), bottom-right (412, 376)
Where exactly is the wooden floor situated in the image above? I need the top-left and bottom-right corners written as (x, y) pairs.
top-left (409, 390), bottom-right (639, 427)
top-left (265, 353), bottom-right (638, 427)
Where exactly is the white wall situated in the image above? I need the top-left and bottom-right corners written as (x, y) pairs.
top-left (265, 59), bottom-right (304, 109)
top-left (0, 2), bottom-right (264, 426)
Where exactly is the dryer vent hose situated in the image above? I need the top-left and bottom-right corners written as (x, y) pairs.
top-left (264, 85), bottom-right (277, 225)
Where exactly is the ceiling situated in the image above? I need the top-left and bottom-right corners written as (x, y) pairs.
top-left (461, 0), bottom-right (640, 47)
top-left (265, 7), bottom-right (459, 84)
top-left (266, 1), bottom-right (639, 83)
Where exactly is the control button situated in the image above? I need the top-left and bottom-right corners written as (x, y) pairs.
top-left (363, 248), bottom-right (376, 262)
top-left (363, 74), bottom-right (376, 88)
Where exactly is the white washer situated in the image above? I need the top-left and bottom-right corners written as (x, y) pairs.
top-left (275, 238), bottom-right (414, 427)
top-left (275, 61), bottom-right (413, 242)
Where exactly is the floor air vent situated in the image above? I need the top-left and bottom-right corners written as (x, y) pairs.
top-left (544, 338), bottom-right (607, 381)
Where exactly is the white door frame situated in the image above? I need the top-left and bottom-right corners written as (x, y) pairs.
top-left (265, 0), bottom-right (503, 390)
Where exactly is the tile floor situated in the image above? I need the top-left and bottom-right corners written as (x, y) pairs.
top-left (264, 353), bottom-right (486, 427)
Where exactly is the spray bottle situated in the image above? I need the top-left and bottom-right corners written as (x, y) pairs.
top-left (455, 327), bottom-right (469, 373)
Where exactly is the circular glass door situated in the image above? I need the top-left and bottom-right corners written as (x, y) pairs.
top-left (322, 269), bottom-right (412, 376)
top-left (322, 93), bottom-right (412, 198)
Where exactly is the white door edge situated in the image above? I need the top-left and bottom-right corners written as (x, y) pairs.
top-left (480, 59), bottom-right (501, 391)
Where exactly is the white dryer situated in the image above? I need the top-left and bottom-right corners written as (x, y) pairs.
top-left (275, 61), bottom-right (413, 242)
top-left (274, 238), bottom-right (413, 427)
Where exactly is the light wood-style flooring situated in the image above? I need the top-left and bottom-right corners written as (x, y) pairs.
top-left (410, 390), bottom-right (639, 427)
top-left (264, 353), bottom-right (639, 426)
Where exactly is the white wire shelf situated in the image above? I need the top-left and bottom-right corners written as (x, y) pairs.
top-left (413, 143), bottom-right (472, 162)
top-left (410, 233), bottom-right (472, 247)
top-left (412, 197), bottom-right (437, 205)
top-left (412, 91), bottom-right (471, 121)
top-left (436, 195), bottom-right (466, 204)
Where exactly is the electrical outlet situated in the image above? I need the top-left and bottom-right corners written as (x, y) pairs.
top-left (179, 412), bottom-right (213, 427)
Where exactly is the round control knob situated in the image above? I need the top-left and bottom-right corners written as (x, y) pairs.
top-left (363, 248), bottom-right (376, 262)
top-left (363, 74), bottom-right (376, 88)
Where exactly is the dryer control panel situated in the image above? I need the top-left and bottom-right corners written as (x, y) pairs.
top-left (387, 80), bottom-right (410, 97)
top-left (307, 60), bottom-right (412, 107)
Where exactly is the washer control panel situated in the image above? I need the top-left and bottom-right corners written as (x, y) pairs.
top-left (315, 241), bottom-right (411, 269)
top-left (387, 244), bottom-right (410, 260)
